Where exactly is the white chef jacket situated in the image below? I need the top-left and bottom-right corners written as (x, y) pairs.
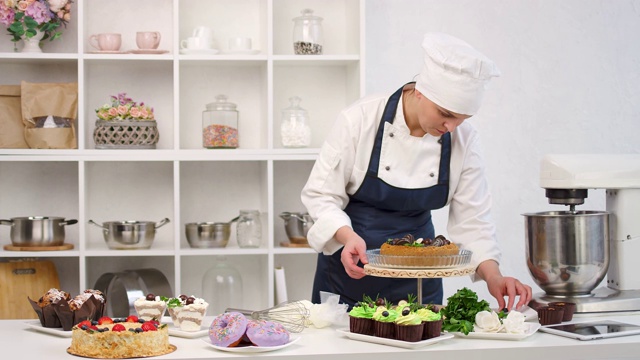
top-left (300, 91), bottom-right (502, 276)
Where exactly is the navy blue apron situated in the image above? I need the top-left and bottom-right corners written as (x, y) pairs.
top-left (311, 83), bottom-right (452, 309)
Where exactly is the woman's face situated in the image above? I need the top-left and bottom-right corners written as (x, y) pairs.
top-left (415, 91), bottom-right (471, 137)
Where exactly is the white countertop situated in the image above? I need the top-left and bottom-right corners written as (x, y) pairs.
top-left (4, 313), bottom-right (640, 360)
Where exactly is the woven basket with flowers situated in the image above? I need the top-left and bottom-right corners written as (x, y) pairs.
top-left (93, 93), bottom-right (159, 149)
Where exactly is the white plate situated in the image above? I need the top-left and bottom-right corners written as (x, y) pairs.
top-left (128, 49), bottom-right (169, 54)
top-left (168, 324), bottom-right (208, 339)
top-left (24, 320), bottom-right (72, 338)
top-left (336, 328), bottom-right (454, 349)
top-left (450, 322), bottom-right (541, 341)
top-left (202, 335), bottom-right (300, 353)
top-left (223, 49), bottom-right (260, 55)
top-left (179, 48), bottom-right (220, 55)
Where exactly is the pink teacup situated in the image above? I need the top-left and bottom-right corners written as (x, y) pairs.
top-left (89, 33), bottom-right (121, 52)
top-left (136, 31), bottom-right (161, 50)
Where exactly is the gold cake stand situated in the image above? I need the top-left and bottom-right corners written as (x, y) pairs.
top-left (363, 264), bottom-right (475, 305)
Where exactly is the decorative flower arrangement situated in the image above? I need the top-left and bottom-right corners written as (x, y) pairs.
top-left (0, 0), bottom-right (73, 43)
top-left (96, 93), bottom-right (156, 122)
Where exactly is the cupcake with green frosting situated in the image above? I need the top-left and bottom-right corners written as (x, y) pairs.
top-left (394, 307), bottom-right (423, 342)
top-left (348, 295), bottom-right (376, 336)
top-left (416, 305), bottom-right (443, 339)
top-left (372, 305), bottom-right (398, 339)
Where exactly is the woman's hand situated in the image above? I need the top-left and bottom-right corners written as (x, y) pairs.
top-left (476, 260), bottom-right (533, 311)
top-left (335, 226), bottom-right (368, 279)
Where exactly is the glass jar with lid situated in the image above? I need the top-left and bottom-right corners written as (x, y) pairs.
top-left (281, 96), bottom-right (311, 148)
top-left (202, 95), bottom-right (239, 148)
top-left (202, 256), bottom-right (243, 316)
top-left (237, 210), bottom-right (261, 248)
top-left (292, 8), bottom-right (323, 55)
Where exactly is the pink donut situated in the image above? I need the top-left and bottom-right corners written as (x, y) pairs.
top-left (245, 320), bottom-right (290, 347)
top-left (208, 312), bottom-right (248, 347)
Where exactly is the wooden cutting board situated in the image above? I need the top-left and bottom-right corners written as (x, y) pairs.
top-left (0, 260), bottom-right (60, 319)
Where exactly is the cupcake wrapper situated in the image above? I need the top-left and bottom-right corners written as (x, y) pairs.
top-left (349, 316), bottom-right (374, 336)
top-left (28, 297), bottom-right (61, 328)
top-left (537, 306), bottom-right (564, 325)
top-left (395, 324), bottom-right (423, 342)
top-left (55, 298), bottom-right (98, 331)
top-left (422, 319), bottom-right (443, 340)
top-left (549, 302), bottom-right (576, 321)
top-left (374, 321), bottom-right (395, 339)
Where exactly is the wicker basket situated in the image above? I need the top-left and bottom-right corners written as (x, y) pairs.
top-left (93, 119), bottom-right (159, 149)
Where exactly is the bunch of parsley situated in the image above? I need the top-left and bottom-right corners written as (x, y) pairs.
top-left (441, 287), bottom-right (490, 335)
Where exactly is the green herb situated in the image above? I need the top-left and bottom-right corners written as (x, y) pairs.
top-left (165, 297), bottom-right (183, 308)
top-left (441, 287), bottom-right (490, 335)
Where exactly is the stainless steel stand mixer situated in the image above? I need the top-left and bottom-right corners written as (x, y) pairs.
top-left (524, 154), bottom-right (640, 313)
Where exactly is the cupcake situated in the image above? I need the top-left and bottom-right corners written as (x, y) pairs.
top-left (372, 305), bottom-right (398, 339)
top-left (348, 297), bottom-right (376, 336)
top-left (416, 305), bottom-right (443, 340)
top-left (175, 296), bottom-right (209, 331)
top-left (28, 288), bottom-right (70, 328)
top-left (394, 307), bottom-right (423, 342)
top-left (134, 293), bottom-right (167, 321)
top-left (548, 302), bottom-right (576, 321)
top-left (537, 306), bottom-right (564, 325)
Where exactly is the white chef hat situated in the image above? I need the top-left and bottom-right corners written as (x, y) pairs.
top-left (415, 32), bottom-right (501, 115)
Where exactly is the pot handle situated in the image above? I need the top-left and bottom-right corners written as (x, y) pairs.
top-left (290, 213), bottom-right (309, 224)
top-left (60, 219), bottom-right (78, 226)
top-left (88, 220), bottom-right (105, 229)
top-left (155, 218), bottom-right (171, 229)
top-left (0, 219), bottom-right (13, 226)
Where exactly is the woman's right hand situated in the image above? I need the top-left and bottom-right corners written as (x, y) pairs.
top-left (335, 226), bottom-right (368, 279)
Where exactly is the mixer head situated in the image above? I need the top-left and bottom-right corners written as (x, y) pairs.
top-left (544, 188), bottom-right (588, 206)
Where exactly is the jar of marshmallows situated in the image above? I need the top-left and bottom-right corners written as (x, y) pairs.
top-left (280, 96), bottom-right (311, 148)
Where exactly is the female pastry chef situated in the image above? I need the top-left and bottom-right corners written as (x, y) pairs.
top-left (301, 32), bottom-right (532, 310)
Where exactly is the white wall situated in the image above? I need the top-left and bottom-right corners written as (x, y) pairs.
top-left (365, 0), bottom-right (640, 308)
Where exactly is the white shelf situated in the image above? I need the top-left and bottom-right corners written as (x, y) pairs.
top-left (0, 0), bottom-right (364, 314)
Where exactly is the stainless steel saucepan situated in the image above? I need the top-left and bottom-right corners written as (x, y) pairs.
top-left (89, 218), bottom-right (170, 249)
top-left (0, 216), bottom-right (78, 246)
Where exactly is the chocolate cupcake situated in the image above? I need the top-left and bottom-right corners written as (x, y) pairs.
top-left (348, 298), bottom-right (376, 336)
top-left (394, 309), bottom-right (423, 342)
top-left (416, 306), bottom-right (443, 340)
top-left (548, 302), bottom-right (576, 321)
top-left (28, 288), bottom-right (70, 328)
top-left (372, 306), bottom-right (397, 339)
top-left (537, 306), bottom-right (564, 325)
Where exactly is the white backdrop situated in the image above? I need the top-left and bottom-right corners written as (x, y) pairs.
top-left (365, 0), bottom-right (640, 308)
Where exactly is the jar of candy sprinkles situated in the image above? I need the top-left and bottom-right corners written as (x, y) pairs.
top-left (202, 95), bottom-right (239, 148)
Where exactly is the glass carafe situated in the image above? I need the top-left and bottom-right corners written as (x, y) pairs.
top-left (237, 210), bottom-right (262, 248)
top-left (202, 256), bottom-right (243, 316)
top-left (292, 8), bottom-right (323, 55)
top-left (281, 96), bottom-right (311, 148)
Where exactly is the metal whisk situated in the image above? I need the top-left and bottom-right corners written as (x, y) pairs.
top-left (226, 300), bottom-right (310, 333)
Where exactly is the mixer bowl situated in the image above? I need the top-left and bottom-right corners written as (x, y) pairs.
top-left (523, 210), bottom-right (610, 296)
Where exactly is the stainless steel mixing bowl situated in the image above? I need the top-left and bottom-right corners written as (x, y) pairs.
top-left (185, 222), bottom-right (230, 248)
top-left (523, 210), bottom-right (610, 296)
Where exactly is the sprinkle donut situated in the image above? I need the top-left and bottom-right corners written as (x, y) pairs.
top-left (209, 312), bottom-right (248, 347)
top-left (244, 320), bottom-right (290, 347)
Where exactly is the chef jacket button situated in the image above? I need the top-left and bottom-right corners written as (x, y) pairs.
top-left (389, 133), bottom-right (394, 138)
top-left (429, 172), bottom-right (435, 177)
top-left (385, 166), bottom-right (390, 171)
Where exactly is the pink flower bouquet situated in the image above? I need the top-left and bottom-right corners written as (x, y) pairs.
top-left (96, 93), bottom-right (156, 122)
top-left (0, 0), bottom-right (73, 43)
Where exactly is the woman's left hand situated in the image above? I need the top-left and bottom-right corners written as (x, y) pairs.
top-left (476, 260), bottom-right (533, 311)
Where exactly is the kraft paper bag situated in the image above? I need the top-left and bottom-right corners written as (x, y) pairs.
top-left (21, 81), bottom-right (78, 149)
top-left (0, 85), bottom-right (29, 148)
